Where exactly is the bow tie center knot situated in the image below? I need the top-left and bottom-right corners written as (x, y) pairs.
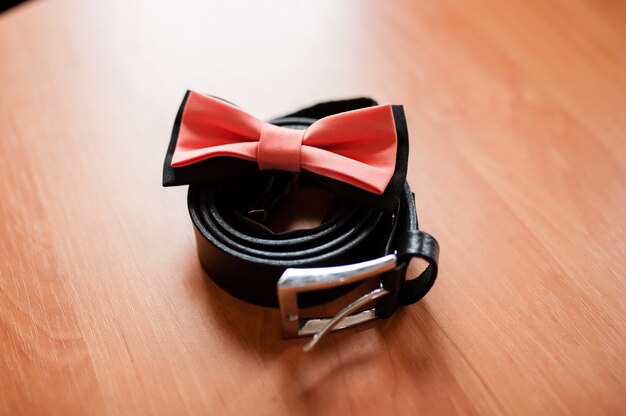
top-left (257, 123), bottom-right (305, 172)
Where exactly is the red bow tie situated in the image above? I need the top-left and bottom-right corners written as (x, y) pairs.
top-left (171, 91), bottom-right (398, 194)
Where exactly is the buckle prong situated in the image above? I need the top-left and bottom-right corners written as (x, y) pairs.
top-left (277, 254), bottom-right (397, 351)
top-left (302, 287), bottom-right (390, 352)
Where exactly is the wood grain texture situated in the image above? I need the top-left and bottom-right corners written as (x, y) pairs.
top-left (0, 0), bottom-right (624, 414)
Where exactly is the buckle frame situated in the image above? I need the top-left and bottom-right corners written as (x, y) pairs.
top-left (277, 254), bottom-right (397, 350)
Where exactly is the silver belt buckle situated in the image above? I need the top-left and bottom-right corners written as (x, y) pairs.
top-left (277, 254), bottom-right (397, 351)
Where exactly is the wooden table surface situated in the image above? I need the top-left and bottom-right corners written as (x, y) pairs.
top-left (1, 0), bottom-right (624, 415)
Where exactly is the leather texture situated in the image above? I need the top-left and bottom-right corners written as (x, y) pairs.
top-left (185, 108), bottom-right (439, 313)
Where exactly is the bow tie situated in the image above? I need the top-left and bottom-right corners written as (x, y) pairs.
top-left (170, 91), bottom-right (398, 194)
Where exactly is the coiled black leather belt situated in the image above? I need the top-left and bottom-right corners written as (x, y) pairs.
top-left (164, 95), bottom-right (439, 350)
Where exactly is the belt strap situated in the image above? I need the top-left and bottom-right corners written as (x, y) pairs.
top-left (189, 173), bottom-right (438, 308)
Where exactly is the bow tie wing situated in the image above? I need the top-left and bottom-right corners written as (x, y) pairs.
top-left (300, 105), bottom-right (398, 194)
top-left (171, 91), bottom-right (264, 167)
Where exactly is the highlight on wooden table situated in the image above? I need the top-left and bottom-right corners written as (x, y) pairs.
top-left (0, 0), bottom-right (624, 415)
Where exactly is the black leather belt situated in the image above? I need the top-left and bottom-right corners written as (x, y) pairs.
top-left (164, 94), bottom-right (439, 350)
